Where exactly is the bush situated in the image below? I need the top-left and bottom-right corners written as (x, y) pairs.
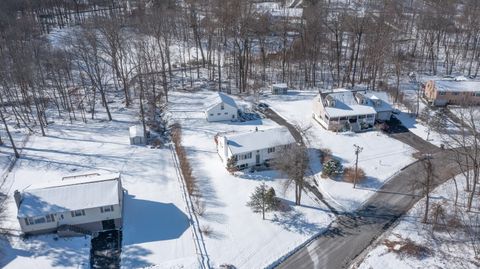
top-left (322, 159), bottom-right (343, 178)
top-left (171, 123), bottom-right (199, 196)
top-left (343, 166), bottom-right (366, 183)
top-left (226, 156), bottom-right (238, 174)
top-left (200, 225), bottom-right (213, 237)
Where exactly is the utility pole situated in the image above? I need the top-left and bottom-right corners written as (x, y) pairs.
top-left (353, 144), bottom-right (363, 188)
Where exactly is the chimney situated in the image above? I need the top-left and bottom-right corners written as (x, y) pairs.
top-left (14, 190), bottom-right (22, 208)
top-left (255, 127), bottom-right (258, 132)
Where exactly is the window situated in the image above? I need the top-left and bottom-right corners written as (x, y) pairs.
top-left (224, 112), bottom-right (228, 115)
top-left (358, 115), bottom-right (366, 119)
top-left (25, 217), bottom-right (34, 226)
top-left (221, 104), bottom-right (225, 110)
top-left (71, 210), bottom-right (85, 217)
top-left (217, 113), bottom-right (221, 115)
top-left (268, 147), bottom-right (275, 153)
top-left (452, 92), bottom-right (459, 96)
top-left (34, 217), bottom-right (46, 224)
top-left (100, 205), bottom-right (114, 213)
top-left (210, 113), bottom-right (213, 116)
top-left (46, 214), bottom-right (55, 223)
top-left (238, 152), bottom-right (252, 160)
top-left (439, 91), bottom-right (446, 96)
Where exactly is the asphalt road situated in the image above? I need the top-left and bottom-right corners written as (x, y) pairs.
top-left (262, 108), bottom-right (459, 269)
top-left (276, 149), bottom-right (461, 269)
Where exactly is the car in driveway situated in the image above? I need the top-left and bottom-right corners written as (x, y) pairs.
top-left (256, 103), bottom-right (269, 111)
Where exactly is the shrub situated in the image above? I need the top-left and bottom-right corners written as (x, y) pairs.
top-left (171, 123), bottom-right (199, 196)
top-left (322, 159), bottom-right (343, 178)
top-left (343, 166), bottom-right (366, 183)
top-left (200, 225), bottom-right (213, 237)
top-left (226, 156), bottom-right (238, 174)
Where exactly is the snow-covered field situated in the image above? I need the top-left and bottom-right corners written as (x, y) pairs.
top-left (169, 89), bottom-right (334, 268)
top-left (261, 90), bottom-right (416, 211)
top-left (358, 174), bottom-right (480, 269)
top-left (0, 104), bottom-right (198, 268)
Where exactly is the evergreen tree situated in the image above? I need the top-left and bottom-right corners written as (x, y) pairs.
top-left (247, 183), bottom-right (279, 220)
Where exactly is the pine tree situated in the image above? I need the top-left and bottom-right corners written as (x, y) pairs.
top-left (247, 183), bottom-right (279, 220)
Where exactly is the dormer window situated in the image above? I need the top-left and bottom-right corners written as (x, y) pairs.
top-left (221, 104), bottom-right (225, 110)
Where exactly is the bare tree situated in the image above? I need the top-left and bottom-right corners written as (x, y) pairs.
top-left (273, 143), bottom-right (309, 205)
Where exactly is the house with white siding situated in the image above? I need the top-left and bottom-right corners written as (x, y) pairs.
top-left (216, 127), bottom-right (296, 170)
top-left (312, 88), bottom-right (393, 132)
top-left (14, 172), bottom-right (123, 236)
top-left (205, 92), bottom-right (238, 122)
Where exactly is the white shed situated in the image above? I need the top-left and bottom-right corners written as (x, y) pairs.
top-left (271, 83), bottom-right (288, 95)
top-left (129, 125), bottom-right (146, 145)
top-left (205, 92), bottom-right (238, 122)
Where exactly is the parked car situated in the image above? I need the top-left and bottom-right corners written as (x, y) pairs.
top-left (257, 103), bottom-right (269, 111)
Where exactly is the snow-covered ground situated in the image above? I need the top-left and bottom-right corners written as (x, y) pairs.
top-left (0, 104), bottom-right (198, 268)
top-left (357, 174), bottom-right (480, 269)
top-left (169, 89), bottom-right (334, 268)
top-left (261, 90), bottom-right (416, 211)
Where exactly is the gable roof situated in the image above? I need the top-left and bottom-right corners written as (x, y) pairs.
top-left (17, 173), bottom-right (121, 218)
top-left (357, 91), bottom-right (393, 113)
top-left (205, 92), bottom-right (238, 111)
top-left (319, 89), bottom-right (376, 118)
top-left (223, 127), bottom-right (296, 155)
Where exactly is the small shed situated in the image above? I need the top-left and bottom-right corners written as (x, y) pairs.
top-left (271, 83), bottom-right (288, 95)
top-left (129, 125), bottom-right (146, 145)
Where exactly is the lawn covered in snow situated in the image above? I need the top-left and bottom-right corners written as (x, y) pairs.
top-left (261, 90), bottom-right (416, 211)
top-left (0, 104), bottom-right (198, 268)
top-left (357, 174), bottom-right (480, 269)
top-left (169, 89), bottom-right (334, 268)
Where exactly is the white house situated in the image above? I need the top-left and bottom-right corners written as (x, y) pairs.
top-left (129, 125), bottom-right (146, 145)
top-left (312, 89), bottom-right (393, 132)
top-left (14, 172), bottom-right (123, 236)
top-left (216, 127), bottom-right (296, 170)
top-left (205, 92), bottom-right (238, 122)
top-left (271, 83), bottom-right (289, 95)
top-left (358, 91), bottom-right (393, 121)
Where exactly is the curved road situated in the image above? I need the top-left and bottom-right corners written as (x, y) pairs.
top-left (276, 149), bottom-right (460, 269)
top-left (262, 108), bottom-right (461, 269)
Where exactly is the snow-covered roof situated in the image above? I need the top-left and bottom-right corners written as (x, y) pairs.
top-left (17, 173), bottom-right (121, 218)
top-left (223, 127), bottom-right (296, 155)
top-left (321, 89), bottom-right (376, 118)
top-left (129, 125), bottom-right (144, 138)
top-left (434, 79), bottom-right (480, 93)
top-left (359, 91), bottom-right (393, 113)
top-left (205, 92), bottom-right (238, 110)
top-left (272, 83), bottom-right (288, 89)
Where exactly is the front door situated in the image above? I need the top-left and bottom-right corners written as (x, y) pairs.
top-left (256, 154), bottom-right (260, 165)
